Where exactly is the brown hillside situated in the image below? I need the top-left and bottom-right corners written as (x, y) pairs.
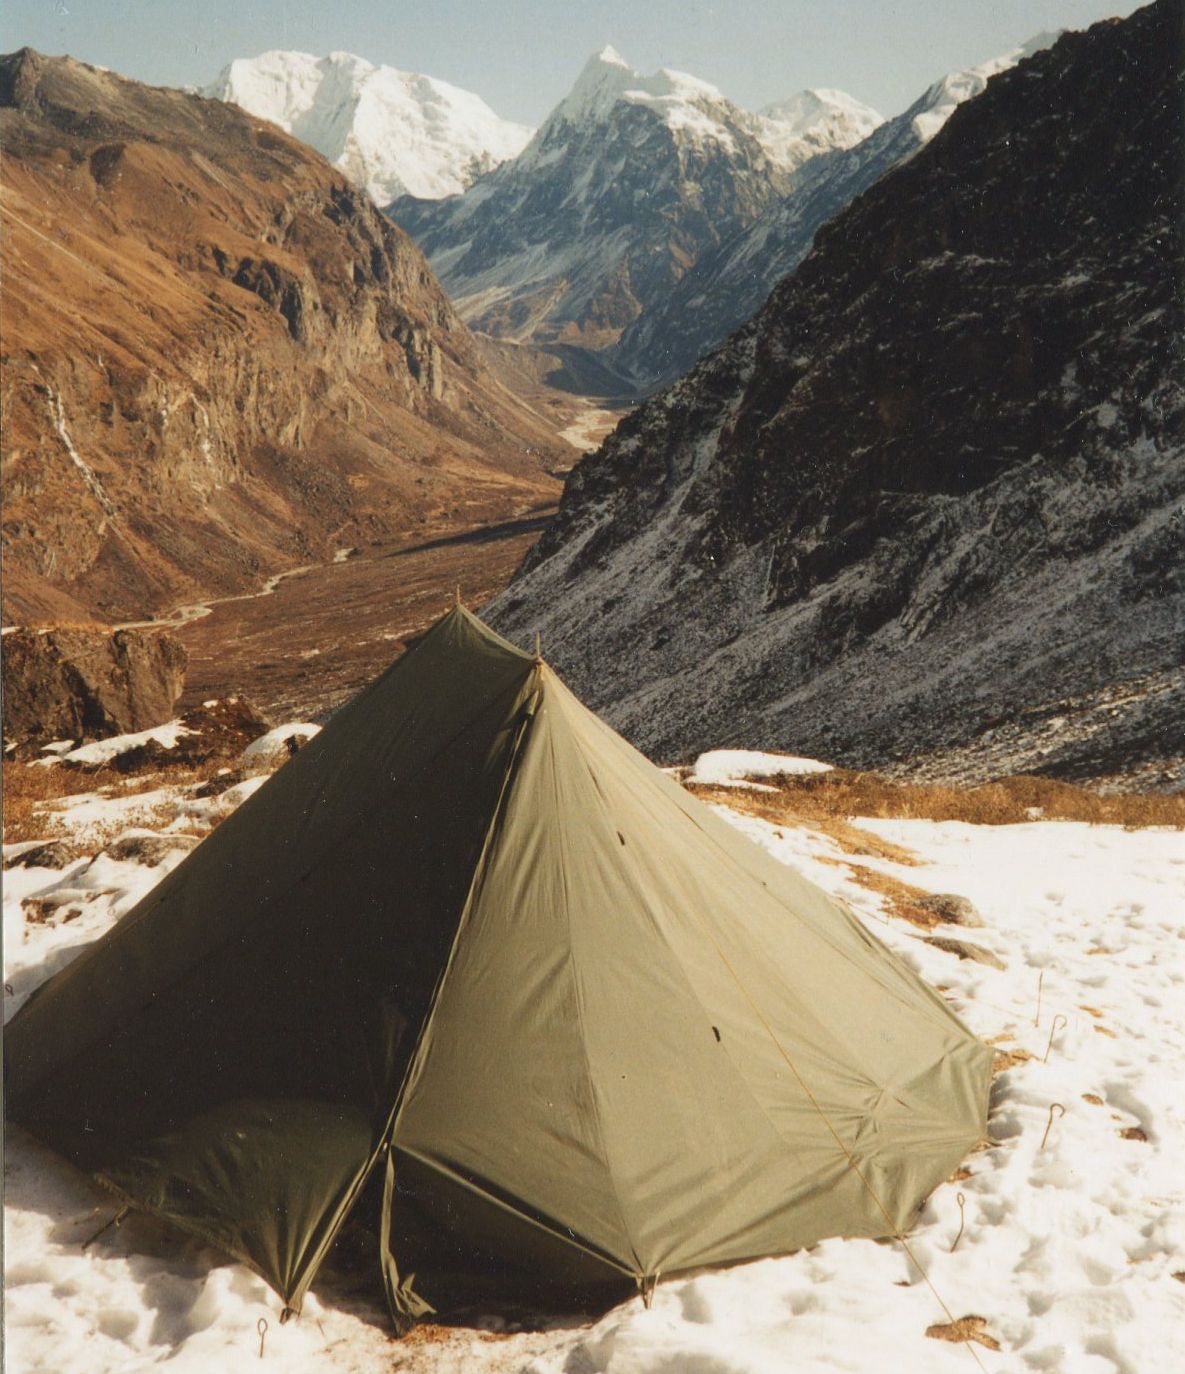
top-left (0, 49), bottom-right (565, 624)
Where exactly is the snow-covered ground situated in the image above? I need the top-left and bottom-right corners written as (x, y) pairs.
top-left (5, 762), bottom-right (1184, 1372)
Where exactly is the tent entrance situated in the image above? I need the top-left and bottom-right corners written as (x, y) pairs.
top-left (381, 1146), bottom-right (635, 1330)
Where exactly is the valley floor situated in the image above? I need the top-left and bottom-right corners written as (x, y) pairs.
top-left (156, 511), bottom-right (556, 722)
top-left (4, 752), bottom-right (1184, 1373)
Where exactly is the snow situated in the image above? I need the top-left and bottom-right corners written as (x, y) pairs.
top-left (35, 720), bottom-right (194, 768)
top-left (757, 88), bottom-right (884, 170)
top-left (204, 50), bottom-right (534, 204)
top-left (521, 47), bottom-right (843, 171)
top-left (685, 748), bottom-right (833, 787)
top-left (239, 722), bottom-right (322, 762)
top-left (545, 49), bottom-right (881, 175)
top-left (911, 32), bottom-right (1061, 143)
top-left (5, 772), bottom-right (1184, 1371)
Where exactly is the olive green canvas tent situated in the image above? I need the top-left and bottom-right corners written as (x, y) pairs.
top-left (5, 606), bottom-right (992, 1329)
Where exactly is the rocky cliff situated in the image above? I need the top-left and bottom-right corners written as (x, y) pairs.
top-left (0, 50), bottom-right (564, 624)
top-left (2, 627), bottom-right (187, 754)
top-left (490, 2), bottom-right (1184, 787)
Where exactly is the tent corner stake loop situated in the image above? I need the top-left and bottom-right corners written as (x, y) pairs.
top-left (81, 1205), bottom-right (129, 1251)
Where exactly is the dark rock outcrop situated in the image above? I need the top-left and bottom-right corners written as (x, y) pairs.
top-left (490, 2), bottom-right (1184, 788)
top-left (2, 627), bottom-right (186, 754)
top-left (98, 833), bottom-right (199, 865)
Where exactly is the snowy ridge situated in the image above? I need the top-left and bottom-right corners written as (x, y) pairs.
top-left (910, 31), bottom-right (1061, 141)
top-left (204, 49), bottom-right (533, 203)
top-left (389, 47), bottom-right (876, 346)
top-left (518, 46), bottom-right (877, 175)
top-left (611, 31), bottom-right (1060, 387)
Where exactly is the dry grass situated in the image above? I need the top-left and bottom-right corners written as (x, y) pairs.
top-left (687, 768), bottom-right (1185, 830)
top-left (991, 1047), bottom-right (1035, 1075)
top-left (2, 752), bottom-right (247, 849)
top-left (2, 760), bottom-right (126, 844)
top-left (686, 783), bottom-right (922, 864)
top-left (925, 1316), bottom-right (1001, 1351)
top-left (841, 867), bottom-right (943, 929)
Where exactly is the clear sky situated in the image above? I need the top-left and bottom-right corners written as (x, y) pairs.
top-left (0, 0), bottom-right (1145, 124)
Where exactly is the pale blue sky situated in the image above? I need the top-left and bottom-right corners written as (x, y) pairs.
top-left (1, 0), bottom-right (1145, 124)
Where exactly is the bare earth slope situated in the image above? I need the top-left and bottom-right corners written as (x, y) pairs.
top-left (490, 3), bottom-right (1185, 788)
top-left (0, 50), bottom-right (565, 624)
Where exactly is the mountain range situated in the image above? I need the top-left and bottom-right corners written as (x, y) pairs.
top-left (0, 49), bottom-right (563, 625)
top-left (388, 47), bottom-right (882, 347)
top-left (609, 32), bottom-right (1059, 389)
top-left (490, 1), bottom-right (1184, 788)
top-left (204, 50), bottom-right (534, 204)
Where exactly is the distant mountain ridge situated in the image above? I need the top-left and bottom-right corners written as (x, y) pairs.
top-left (388, 47), bottom-right (881, 347)
top-left (609, 32), bottom-right (1060, 388)
top-left (490, 2), bottom-right (1184, 789)
top-left (204, 49), bottom-right (534, 203)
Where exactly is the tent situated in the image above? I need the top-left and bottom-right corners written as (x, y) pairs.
top-left (4, 606), bottom-right (992, 1329)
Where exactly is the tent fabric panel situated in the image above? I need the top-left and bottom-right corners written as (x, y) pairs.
top-left (398, 663), bottom-right (990, 1285)
top-left (5, 608), bottom-right (538, 1306)
top-left (100, 1099), bottom-right (374, 1307)
top-left (539, 672), bottom-right (992, 1270)
top-left (392, 739), bottom-right (645, 1271)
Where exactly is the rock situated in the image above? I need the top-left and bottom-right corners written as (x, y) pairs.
top-left (918, 893), bottom-right (985, 927)
top-left (99, 833), bottom-right (199, 866)
top-left (192, 768), bottom-right (246, 798)
top-left (923, 937), bottom-right (1006, 971)
top-left (20, 890), bottom-right (98, 923)
top-left (104, 697), bottom-right (273, 772)
top-left (1, 627), bottom-right (187, 758)
top-left (239, 723), bottom-right (321, 763)
top-left (3, 840), bottom-right (76, 870)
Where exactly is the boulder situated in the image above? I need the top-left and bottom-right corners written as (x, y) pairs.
top-left (923, 936), bottom-right (1006, 970)
top-left (103, 696), bottom-right (272, 772)
top-left (2, 627), bottom-right (186, 757)
top-left (918, 893), bottom-right (985, 927)
top-left (3, 840), bottom-right (77, 870)
top-left (98, 833), bottom-right (199, 866)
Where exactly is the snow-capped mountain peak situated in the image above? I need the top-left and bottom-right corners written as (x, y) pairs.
top-left (911, 31), bottom-right (1062, 141)
top-left (204, 49), bottom-right (534, 203)
top-left (757, 87), bottom-right (884, 168)
top-left (760, 87), bottom-right (880, 135)
top-left (534, 47), bottom-right (741, 151)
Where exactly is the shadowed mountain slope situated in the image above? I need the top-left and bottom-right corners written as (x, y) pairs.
top-left (490, 2), bottom-right (1185, 788)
